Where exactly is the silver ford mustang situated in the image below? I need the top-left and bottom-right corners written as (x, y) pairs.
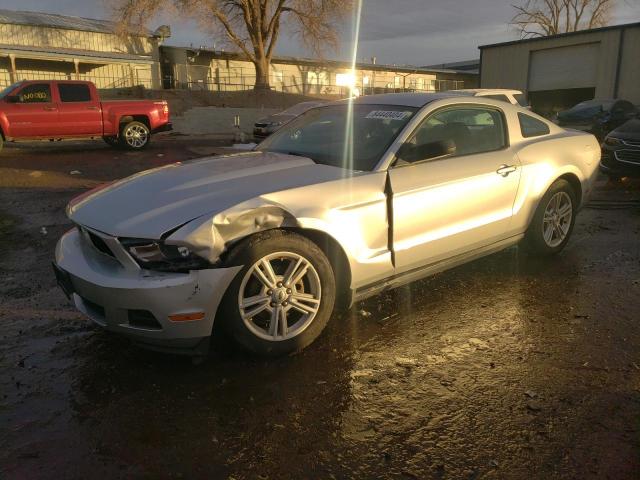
top-left (53, 93), bottom-right (600, 357)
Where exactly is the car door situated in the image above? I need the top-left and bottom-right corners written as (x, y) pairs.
top-left (55, 82), bottom-right (103, 136)
top-left (388, 105), bottom-right (521, 273)
top-left (4, 83), bottom-right (60, 137)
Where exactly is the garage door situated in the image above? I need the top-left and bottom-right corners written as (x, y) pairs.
top-left (529, 43), bottom-right (599, 91)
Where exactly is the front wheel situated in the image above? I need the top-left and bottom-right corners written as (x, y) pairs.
top-left (523, 179), bottom-right (577, 255)
top-left (219, 230), bottom-right (336, 357)
top-left (119, 121), bottom-right (150, 150)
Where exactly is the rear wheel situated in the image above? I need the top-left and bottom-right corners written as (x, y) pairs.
top-left (523, 179), bottom-right (576, 255)
top-left (119, 121), bottom-right (150, 150)
top-left (219, 230), bottom-right (336, 357)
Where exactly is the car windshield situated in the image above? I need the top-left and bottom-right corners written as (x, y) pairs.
top-left (258, 104), bottom-right (418, 171)
top-left (0, 82), bottom-right (23, 99)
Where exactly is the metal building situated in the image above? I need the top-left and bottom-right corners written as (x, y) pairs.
top-left (479, 22), bottom-right (640, 115)
top-left (0, 9), bottom-right (163, 89)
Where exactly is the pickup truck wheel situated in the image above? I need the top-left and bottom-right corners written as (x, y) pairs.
top-left (219, 230), bottom-right (336, 357)
top-left (119, 121), bottom-right (150, 150)
top-left (523, 179), bottom-right (576, 256)
top-left (103, 136), bottom-right (119, 148)
top-left (0, 134), bottom-right (3, 153)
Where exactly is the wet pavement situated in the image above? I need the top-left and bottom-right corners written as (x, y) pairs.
top-left (1, 139), bottom-right (639, 479)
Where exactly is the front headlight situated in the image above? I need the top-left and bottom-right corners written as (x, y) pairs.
top-left (603, 136), bottom-right (622, 146)
top-left (120, 238), bottom-right (211, 272)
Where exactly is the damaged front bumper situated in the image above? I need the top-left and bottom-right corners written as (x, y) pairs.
top-left (54, 228), bottom-right (241, 355)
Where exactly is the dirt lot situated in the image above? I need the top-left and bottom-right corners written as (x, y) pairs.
top-left (1, 138), bottom-right (639, 480)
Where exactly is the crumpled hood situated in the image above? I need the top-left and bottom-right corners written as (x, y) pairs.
top-left (68, 151), bottom-right (349, 238)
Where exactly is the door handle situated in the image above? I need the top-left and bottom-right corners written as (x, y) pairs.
top-left (43, 106), bottom-right (57, 111)
top-left (87, 106), bottom-right (99, 110)
top-left (496, 164), bottom-right (517, 177)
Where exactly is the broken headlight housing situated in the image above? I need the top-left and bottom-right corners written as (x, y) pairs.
top-left (120, 238), bottom-right (211, 272)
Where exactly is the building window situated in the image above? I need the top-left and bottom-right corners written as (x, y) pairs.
top-left (336, 72), bottom-right (355, 87)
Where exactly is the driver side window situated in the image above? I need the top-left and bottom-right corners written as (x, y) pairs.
top-left (399, 106), bottom-right (507, 164)
top-left (17, 84), bottom-right (52, 103)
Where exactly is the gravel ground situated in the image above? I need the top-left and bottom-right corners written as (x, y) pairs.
top-left (1, 138), bottom-right (639, 480)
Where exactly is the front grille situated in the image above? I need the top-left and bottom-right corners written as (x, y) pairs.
top-left (615, 149), bottom-right (640, 165)
top-left (622, 139), bottom-right (640, 147)
top-left (128, 310), bottom-right (163, 330)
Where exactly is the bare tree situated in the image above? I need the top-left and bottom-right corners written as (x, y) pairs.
top-left (112, 0), bottom-right (353, 89)
top-left (511, 0), bottom-right (617, 38)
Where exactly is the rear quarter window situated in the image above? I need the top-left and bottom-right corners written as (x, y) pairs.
top-left (518, 112), bottom-right (550, 138)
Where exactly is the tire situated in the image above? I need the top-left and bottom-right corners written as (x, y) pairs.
top-left (0, 134), bottom-right (3, 153)
top-left (523, 179), bottom-right (577, 256)
top-left (103, 136), bottom-right (119, 148)
top-left (119, 121), bottom-right (150, 150)
top-left (218, 230), bottom-right (336, 357)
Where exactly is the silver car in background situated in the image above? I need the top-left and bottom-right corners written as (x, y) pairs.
top-left (54, 93), bottom-right (599, 357)
top-left (253, 100), bottom-right (325, 139)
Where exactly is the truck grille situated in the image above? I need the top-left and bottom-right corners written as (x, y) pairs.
top-left (615, 149), bottom-right (640, 165)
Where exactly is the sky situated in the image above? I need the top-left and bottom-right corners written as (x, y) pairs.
top-left (1, 0), bottom-right (640, 66)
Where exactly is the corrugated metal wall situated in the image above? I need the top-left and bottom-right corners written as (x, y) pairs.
top-left (480, 26), bottom-right (640, 105)
top-left (0, 23), bottom-right (161, 89)
top-left (0, 23), bottom-right (154, 55)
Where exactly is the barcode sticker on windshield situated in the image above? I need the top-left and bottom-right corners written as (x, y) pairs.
top-left (365, 110), bottom-right (413, 121)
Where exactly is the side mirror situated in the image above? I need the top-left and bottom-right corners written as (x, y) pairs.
top-left (397, 139), bottom-right (456, 163)
top-left (5, 95), bottom-right (19, 103)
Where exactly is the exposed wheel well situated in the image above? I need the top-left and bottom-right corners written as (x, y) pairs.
top-left (557, 173), bottom-right (582, 205)
top-left (119, 115), bottom-right (150, 129)
top-left (282, 227), bottom-right (353, 308)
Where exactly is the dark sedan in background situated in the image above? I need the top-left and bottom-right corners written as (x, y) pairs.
top-left (600, 118), bottom-right (640, 179)
top-left (557, 99), bottom-right (638, 141)
top-left (253, 101), bottom-right (325, 140)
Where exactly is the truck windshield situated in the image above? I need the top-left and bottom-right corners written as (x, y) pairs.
top-left (258, 104), bottom-right (418, 171)
top-left (0, 82), bottom-right (23, 100)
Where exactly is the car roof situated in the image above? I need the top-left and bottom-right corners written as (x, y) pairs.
top-left (338, 92), bottom-right (465, 108)
top-left (452, 88), bottom-right (523, 95)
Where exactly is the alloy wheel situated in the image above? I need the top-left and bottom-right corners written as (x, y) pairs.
top-left (124, 124), bottom-right (148, 148)
top-left (542, 191), bottom-right (572, 247)
top-left (238, 252), bottom-right (321, 341)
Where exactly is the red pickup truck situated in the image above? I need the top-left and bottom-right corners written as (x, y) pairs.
top-left (0, 80), bottom-right (172, 151)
